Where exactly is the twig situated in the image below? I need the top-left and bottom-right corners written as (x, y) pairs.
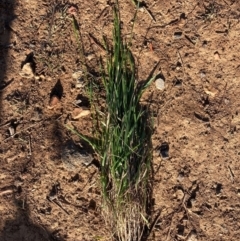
top-left (0, 120), bottom-right (12, 128)
top-left (131, 0), bottom-right (156, 22)
top-left (3, 122), bottom-right (41, 142)
top-left (143, 6), bottom-right (156, 22)
top-left (47, 196), bottom-right (70, 215)
top-left (228, 165), bottom-right (234, 183)
top-left (177, 50), bottom-right (185, 77)
top-left (166, 213), bottom-right (175, 241)
top-left (0, 189), bottom-right (14, 196)
top-left (147, 208), bottom-right (162, 236)
top-left (47, 5), bottom-right (56, 43)
top-left (28, 135), bottom-right (32, 156)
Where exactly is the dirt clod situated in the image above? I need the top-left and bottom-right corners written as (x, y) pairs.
top-left (61, 140), bottom-right (93, 169)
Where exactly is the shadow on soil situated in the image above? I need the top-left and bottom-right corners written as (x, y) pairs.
top-left (0, 0), bottom-right (13, 119)
top-left (0, 1), bottom-right (65, 240)
top-left (0, 197), bottom-right (65, 241)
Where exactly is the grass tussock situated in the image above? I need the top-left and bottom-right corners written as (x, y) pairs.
top-left (73, 2), bottom-right (154, 240)
top-left (98, 6), bottom-right (153, 241)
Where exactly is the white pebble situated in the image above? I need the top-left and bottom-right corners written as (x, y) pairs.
top-left (155, 78), bottom-right (165, 90)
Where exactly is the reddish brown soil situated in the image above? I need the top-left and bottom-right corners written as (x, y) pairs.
top-left (0, 0), bottom-right (240, 240)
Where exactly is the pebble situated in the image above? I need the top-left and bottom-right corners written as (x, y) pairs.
top-left (61, 140), bottom-right (93, 170)
top-left (19, 63), bottom-right (34, 79)
top-left (76, 79), bottom-right (85, 88)
top-left (34, 74), bottom-right (45, 81)
top-left (8, 126), bottom-right (15, 136)
top-left (224, 99), bottom-right (229, 105)
top-left (155, 78), bottom-right (165, 90)
top-left (175, 189), bottom-right (184, 200)
top-left (186, 231), bottom-right (198, 241)
top-left (202, 40), bottom-right (208, 47)
top-left (214, 51), bottom-right (221, 60)
top-left (48, 95), bottom-right (60, 109)
top-left (75, 99), bottom-right (82, 105)
top-left (200, 71), bottom-right (206, 78)
top-left (72, 70), bottom-right (85, 88)
top-left (177, 172), bottom-right (185, 182)
top-left (72, 70), bottom-right (83, 80)
top-left (203, 87), bottom-right (217, 97)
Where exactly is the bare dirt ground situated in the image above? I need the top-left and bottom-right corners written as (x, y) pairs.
top-left (0, 0), bottom-right (240, 240)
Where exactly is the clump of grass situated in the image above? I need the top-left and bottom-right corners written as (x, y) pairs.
top-left (96, 4), bottom-right (154, 239)
top-left (72, 1), bottom-right (154, 240)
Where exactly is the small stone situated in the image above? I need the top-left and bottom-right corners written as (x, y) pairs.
top-left (155, 78), bottom-right (165, 90)
top-left (35, 74), bottom-right (45, 81)
top-left (48, 95), bottom-right (60, 109)
top-left (61, 140), bottom-right (93, 170)
top-left (202, 40), bottom-right (208, 47)
top-left (75, 99), bottom-right (82, 105)
top-left (224, 99), bottom-right (229, 105)
top-left (29, 44), bottom-right (35, 49)
top-left (8, 126), bottom-right (15, 136)
top-left (203, 87), bottom-right (217, 97)
top-left (19, 63), bottom-right (34, 79)
top-left (176, 189), bottom-right (184, 200)
top-left (186, 231), bottom-right (198, 241)
top-left (40, 74), bottom-right (45, 80)
top-left (86, 54), bottom-right (94, 61)
top-left (177, 172), bottom-right (184, 182)
top-left (71, 108), bottom-right (90, 120)
top-left (76, 79), bottom-right (85, 88)
top-left (200, 71), bottom-right (206, 78)
top-left (72, 71), bottom-right (85, 88)
top-left (72, 70), bottom-right (83, 80)
top-left (214, 51), bottom-right (221, 60)
top-left (48, 194), bottom-right (57, 201)
top-left (14, 179), bottom-right (23, 187)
